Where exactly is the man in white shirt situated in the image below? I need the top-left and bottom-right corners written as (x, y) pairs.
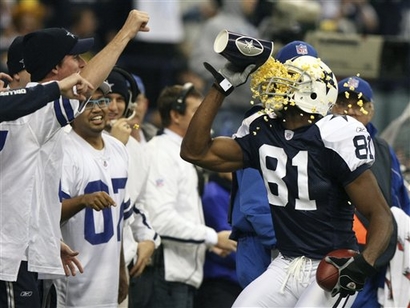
top-left (139, 83), bottom-right (237, 308)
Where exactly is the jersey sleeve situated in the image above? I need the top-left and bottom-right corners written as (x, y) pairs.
top-left (316, 115), bottom-right (375, 185)
top-left (0, 82), bottom-right (60, 123)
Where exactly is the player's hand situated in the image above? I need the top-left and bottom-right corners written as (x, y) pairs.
top-left (58, 73), bottom-right (94, 101)
top-left (0, 72), bottom-right (12, 91)
top-left (129, 240), bottom-right (155, 277)
top-left (203, 61), bottom-right (256, 96)
top-left (325, 254), bottom-right (377, 297)
top-left (216, 230), bottom-right (237, 252)
top-left (110, 118), bottom-right (132, 145)
top-left (83, 191), bottom-right (116, 211)
top-left (60, 241), bottom-right (84, 276)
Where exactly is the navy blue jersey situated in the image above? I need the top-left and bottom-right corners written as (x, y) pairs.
top-left (235, 113), bottom-right (375, 259)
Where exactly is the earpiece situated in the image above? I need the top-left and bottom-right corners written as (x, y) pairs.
top-left (172, 82), bottom-right (194, 113)
top-left (112, 66), bottom-right (140, 118)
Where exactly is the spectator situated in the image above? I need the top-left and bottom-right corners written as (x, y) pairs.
top-left (0, 10), bottom-right (150, 308)
top-left (138, 83), bottom-right (237, 308)
top-left (102, 67), bottom-right (161, 308)
top-left (54, 82), bottom-right (132, 307)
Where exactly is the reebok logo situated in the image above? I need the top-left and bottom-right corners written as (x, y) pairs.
top-left (20, 291), bottom-right (33, 297)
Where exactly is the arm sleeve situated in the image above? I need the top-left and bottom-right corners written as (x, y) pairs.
top-left (0, 82), bottom-right (60, 122)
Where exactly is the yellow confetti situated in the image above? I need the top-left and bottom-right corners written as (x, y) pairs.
top-left (133, 124), bottom-right (140, 129)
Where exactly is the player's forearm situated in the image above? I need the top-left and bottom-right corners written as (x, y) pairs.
top-left (362, 208), bottom-right (394, 266)
top-left (180, 85), bottom-right (224, 163)
top-left (0, 82), bottom-right (60, 122)
top-left (61, 196), bottom-right (87, 222)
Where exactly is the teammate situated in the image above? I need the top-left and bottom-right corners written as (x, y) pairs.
top-left (54, 83), bottom-right (133, 307)
top-left (180, 55), bottom-right (394, 306)
top-left (0, 71), bottom-right (92, 122)
top-left (0, 10), bottom-right (150, 308)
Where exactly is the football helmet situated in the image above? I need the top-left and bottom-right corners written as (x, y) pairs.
top-left (254, 55), bottom-right (338, 116)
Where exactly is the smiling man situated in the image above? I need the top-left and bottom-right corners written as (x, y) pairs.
top-left (55, 82), bottom-right (134, 307)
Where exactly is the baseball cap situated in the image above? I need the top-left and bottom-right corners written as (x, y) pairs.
top-left (7, 36), bottom-right (25, 75)
top-left (23, 28), bottom-right (94, 82)
top-left (275, 40), bottom-right (318, 63)
top-left (338, 76), bottom-right (373, 102)
top-left (106, 70), bottom-right (130, 103)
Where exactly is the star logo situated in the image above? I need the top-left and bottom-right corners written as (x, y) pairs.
top-left (65, 30), bottom-right (76, 39)
top-left (321, 70), bottom-right (336, 95)
top-left (236, 36), bottom-right (264, 56)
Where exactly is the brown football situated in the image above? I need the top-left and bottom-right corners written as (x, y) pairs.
top-left (316, 249), bottom-right (359, 292)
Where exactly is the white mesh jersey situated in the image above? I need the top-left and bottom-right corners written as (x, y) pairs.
top-left (0, 82), bottom-right (84, 282)
top-left (54, 129), bottom-right (133, 308)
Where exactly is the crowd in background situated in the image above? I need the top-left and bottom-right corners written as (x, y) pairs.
top-left (0, 0), bottom-right (409, 196)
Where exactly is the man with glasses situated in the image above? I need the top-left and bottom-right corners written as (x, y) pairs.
top-left (54, 82), bottom-right (134, 307)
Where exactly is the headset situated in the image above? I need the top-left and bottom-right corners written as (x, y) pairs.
top-left (172, 82), bottom-right (194, 114)
top-left (111, 66), bottom-right (140, 119)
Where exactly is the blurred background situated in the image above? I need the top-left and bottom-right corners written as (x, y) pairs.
top-left (0, 0), bottom-right (409, 181)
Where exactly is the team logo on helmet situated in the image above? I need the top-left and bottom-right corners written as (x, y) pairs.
top-left (235, 37), bottom-right (265, 56)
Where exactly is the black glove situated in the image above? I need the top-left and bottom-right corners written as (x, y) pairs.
top-left (203, 62), bottom-right (256, 96)
top-left (325, 254), bottom-right (377, 297)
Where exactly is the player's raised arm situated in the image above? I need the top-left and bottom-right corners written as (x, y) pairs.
top-left (180, 63), bottom-right (255, 172)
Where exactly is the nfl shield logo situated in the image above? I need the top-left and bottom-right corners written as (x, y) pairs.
top-left (295, 44), bottom-right (308, 55)
top-left (284, 130), bottom-right (294, 140)
top-left (346, 78), bottom-right (359, 89)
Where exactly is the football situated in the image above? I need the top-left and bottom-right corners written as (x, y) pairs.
top-left (316, 249), bottom-right (359, 292)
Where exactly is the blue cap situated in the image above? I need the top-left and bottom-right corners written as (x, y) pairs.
top-left (275, 41), bottom-right (318, 63)
top-left (338, 76), bottom-right (373, 102)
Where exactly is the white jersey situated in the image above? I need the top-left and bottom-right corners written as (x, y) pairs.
top-left (54, 130), bottom-right (132, 308)
top-left (0, 82), bottom-right (84, 282)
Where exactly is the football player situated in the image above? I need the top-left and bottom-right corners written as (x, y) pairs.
top-left (180, 55), bottom-right (394, 306)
